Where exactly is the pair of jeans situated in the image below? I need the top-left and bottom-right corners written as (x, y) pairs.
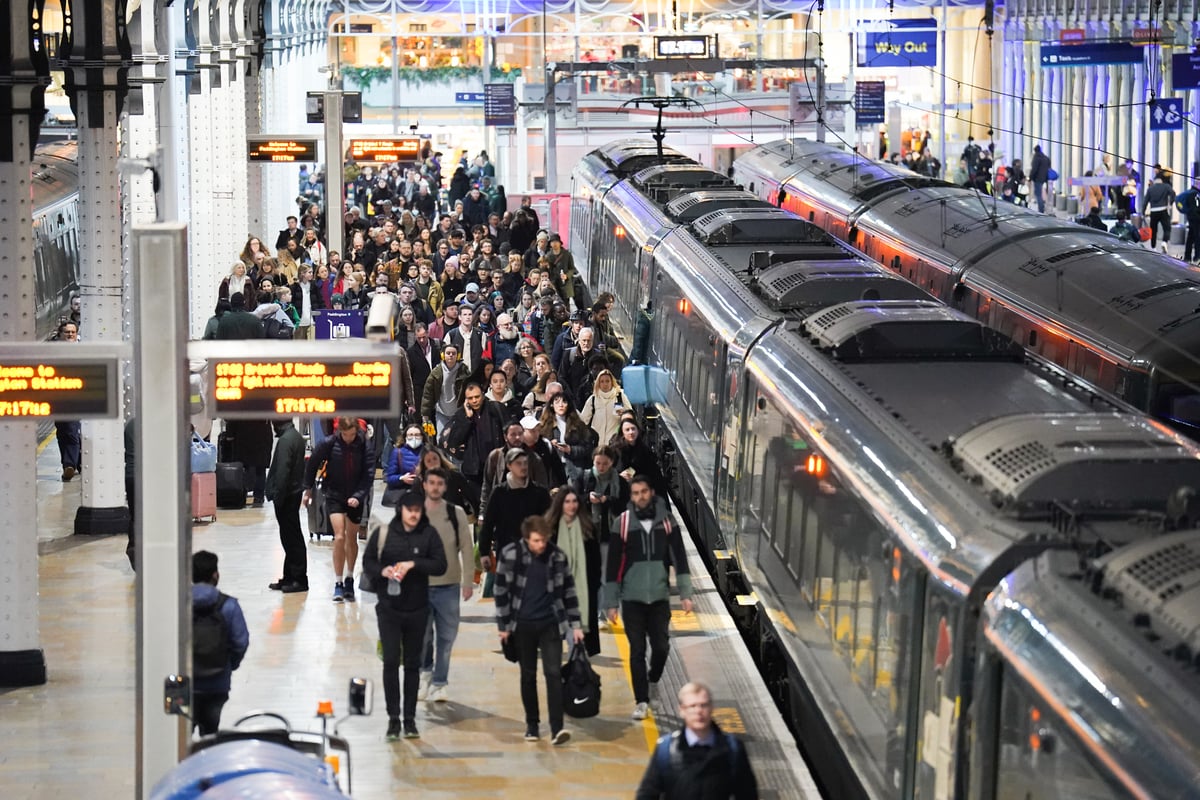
top-left (55, 421), bottom-right (81, 470)
top-left (376, 604), bottom-right (429, 722)
top-left (514, 618), bottom-right (564, 732)
top-left (621, 600), bottom-right (672, 704)
top-left (421, 584), bottom-right (461, 686)
top-left (192, 691), bottom-right (228, 735)
top-left (1149, 210), bottom-right (1172, 248)
top-left (1032, 180), bottom-right (1047, 213)
top-left (274, 489), bottom-right (307, 585)
top-left (1185, 216), bottom-right (1200, 261)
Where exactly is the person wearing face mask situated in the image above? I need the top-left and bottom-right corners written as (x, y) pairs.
top-left (384, 425), bottom-right (427, 505)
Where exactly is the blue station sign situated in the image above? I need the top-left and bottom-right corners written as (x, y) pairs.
top-left (1040, 42), bottom-right (1143, 68)
top-left (1149, 97), bottom-right (1184, 131)
top-left (1172, 52), bottom-right (1200, 90)
top-left (858, 19), bottom-right (937, 68)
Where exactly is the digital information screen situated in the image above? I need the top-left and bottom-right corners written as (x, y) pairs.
top-left (348, 138), bottom-right (421, 163)
top-left (211, 356), bottom-right (400, 418)
top-left (655, 35), bottom-right (709, 58)
top-left (0, 357), bottom-right (119, 419)
top-left (247, 137), bottom-right (319, 163)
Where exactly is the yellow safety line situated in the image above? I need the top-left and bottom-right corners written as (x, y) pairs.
top-left (37, 430), bottom-right (54, 456)
top-left (609, 619), bottom-right (661, 752)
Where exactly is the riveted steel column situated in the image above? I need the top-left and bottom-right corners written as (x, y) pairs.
top-left (242, 0), bottom-right (266, 236)
top-left (63, 0), bottom-right (133, 538)
top-left (0, 0), bottom-right (50, 687)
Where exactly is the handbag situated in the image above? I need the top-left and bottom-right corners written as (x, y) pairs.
top-left (501, 633), bottom-right (519, 663)
top-left (190, 433), bottom-right (217, 473)
top-left (381, 485), bottom-right (405, 508)
top-left (561, 643), bottom-right (601, 718)
top-left (357, 524), bottom-right (389, 594)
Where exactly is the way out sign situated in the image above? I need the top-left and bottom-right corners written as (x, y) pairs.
top-left (1150, 97), bottom-right (1184, 131)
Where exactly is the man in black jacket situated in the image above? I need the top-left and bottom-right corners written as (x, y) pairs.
top-left (479, 449), bottom-right (552, 569)
top-left (445, 382), bottom-right (505, 500)
top-left (636, 681), bottom-right (758, 799)
top-left (407, 323), bottom-right (440, 402)
top-left (265, 420), bottom-right (308, 593)
top-left (362, 490), bottom-right (447, 740)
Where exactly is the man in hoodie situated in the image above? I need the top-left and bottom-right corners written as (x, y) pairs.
top-left (362, 490), bottom-right (448, 740)
top-left (605, 476), bottom-right (694, 720)
top-left (191, 550), bottom-right (250, 734)
top-left (266, 419), bottom-right (308, 593)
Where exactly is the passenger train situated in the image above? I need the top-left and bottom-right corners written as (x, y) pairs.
top-left (733, 138), bottom-right (1200, 441)
top-left (30, 140), bottom-right (82, 340)
top-left (571, 140), bottom-right (1200, 800)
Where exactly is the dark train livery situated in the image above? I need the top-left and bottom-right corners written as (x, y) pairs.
top-left (734, 138), bottom-right (1200, 440)
top-left (571, 140), bottom-right (1200, 800)
top-left (30, 140), bottom-right (82, 340)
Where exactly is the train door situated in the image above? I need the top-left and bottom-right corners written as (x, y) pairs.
top-left (914, 589), bottom-right (965, 800)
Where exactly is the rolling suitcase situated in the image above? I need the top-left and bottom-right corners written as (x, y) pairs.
top-left (191, 471), bottom-right (217, 523)
top-left (215, 462), bottom-right (246, 509)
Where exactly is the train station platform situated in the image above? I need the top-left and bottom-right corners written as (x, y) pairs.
top-left (1, 434), bottom-right (820, 799)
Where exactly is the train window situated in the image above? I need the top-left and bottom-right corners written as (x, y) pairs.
top-left (1027, 330), bottom-right (1037, 348)
top-left (992, 671), bottom-right (1126, 800)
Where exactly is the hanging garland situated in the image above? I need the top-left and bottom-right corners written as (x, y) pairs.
top-left (343, 65), bottom-right (523, 91)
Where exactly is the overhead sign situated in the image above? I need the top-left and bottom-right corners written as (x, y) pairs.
top-left (1060, 29), bottom-right (1086, 43)
top-left (455, 92), bottom-right (485, 103)
top-left (247, 137), bottom-right (318, 163)
top-left (210, 355), bottom-right (400, 418)
top-left (316, 310), bottom-right (366, 339)
top-left (348, 138), bottom-right (421, 163)
top-left (0, 349), bottom-right (119, 419)
top-left (858, 19), bottom-right (937, 68)
top-left (1149, 97), bottom-right (1184, 131)
top-left (655, 35), bottom-right (710, 59)
top-left (1040, 42), bottom-right (1142, 67)
top-left (484, 83), bottom-right (516, 127)
top-left (306, 92), bottom-right (363, 124)
top-left (854, 81), bottom-right (886, 125)
top-left (1172, 51), bottom-right (1200, 89)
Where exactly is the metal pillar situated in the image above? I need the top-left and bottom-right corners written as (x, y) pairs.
top-left (325, 89), bottom-right (345, 258)
top-left (133, 224), bottom-right (191, 799)
top-left (545, 63), bottom-right (557, 192)
top-left (0, 0), bottom-right (50, 687)
top-left (243, 4), bottom-right (266, 238)
top-left (63, 0), bottom-right (133, 537)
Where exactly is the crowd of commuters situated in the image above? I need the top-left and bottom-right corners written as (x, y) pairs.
top-left (186, 152), bottom-right (757, 794)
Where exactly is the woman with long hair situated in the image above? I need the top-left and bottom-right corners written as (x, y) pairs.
top-left (611, 417), bottom-right (669, 504)
top-left (522, 354), bottom-right (556, 416)
top-left (580, 369), bottom-right (633, 449)
top-left (218, 262), bottom-right (251, 301)
top-left (544, 486), bottom-right (601, 656)
top-left (384, 424), bottom-right (426, 499)
top-left (239, 236), bottom-right (266, 269)
top-left (538, 394), bottom-right (597, 483)
top-left (415, 446), bottom-right (476, 518)
top-left (395, 305), bottom-right (418, 350)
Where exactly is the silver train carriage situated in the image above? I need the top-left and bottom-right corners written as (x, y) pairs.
top-left (572, 143), bottom-right (1200, 800)
top-left (30, 140), bottom-right (82, 340)
top-left (734, 138), bottom-right (1200, 440)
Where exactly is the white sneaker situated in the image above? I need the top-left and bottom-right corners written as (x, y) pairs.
top-left (428, 684), bottom-right (449, 703)
top-left (417, 673), bottom-right (432, 701)
top-left (632, 702), bottom-right (650, 720)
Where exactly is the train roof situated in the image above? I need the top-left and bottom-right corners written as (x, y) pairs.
top-left (31, 140), bottom-right (78, 211)
top-left (985, 545), bottom-right (1200, 798)
top-left (740, 137), bottom-right (1200, 378)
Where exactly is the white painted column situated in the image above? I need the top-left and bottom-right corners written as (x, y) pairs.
top-left (0, 24), bottom-right (46, 684)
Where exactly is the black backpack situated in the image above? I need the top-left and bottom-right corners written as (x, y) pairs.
top-left (561, 643), bottom-right (601, 718)
top-left (262, 316), bottom-right (293, 340)
top-left (193, 594), bottom-right (231, 679)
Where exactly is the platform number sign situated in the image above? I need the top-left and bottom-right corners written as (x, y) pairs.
top-left (1150, 97), bottom-right (1184, 131)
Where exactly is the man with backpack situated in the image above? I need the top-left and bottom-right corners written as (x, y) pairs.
top-left (636, 681), bottom-right (759, 799)
top-left (605, 476), bottom-right (694, 721)
top-left (191, 550), bottom-right (250, 735)
top-left (1178, 178), bottom-right (1200, 261)
top-left (417, 468), bottom-right (475, 704)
